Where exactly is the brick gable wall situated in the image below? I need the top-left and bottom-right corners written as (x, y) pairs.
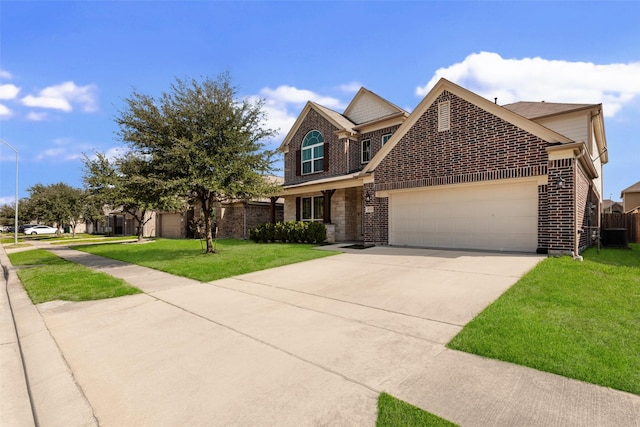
top-left (284, 109), bottom-right (345, 186)
top-left (374, 91), bottom-right (548, 190)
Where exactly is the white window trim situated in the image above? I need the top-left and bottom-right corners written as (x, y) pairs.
top-left (301, 196), bottom-right (324, 222)
top-left (361, 139), bottom-right (371, 164)
top-left (381, 133), bottom-right (392, 145)
top-left (301, 131), bottom-right (324, 175)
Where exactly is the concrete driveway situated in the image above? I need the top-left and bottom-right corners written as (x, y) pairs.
top-left (22, 246), bottom-right (555, 426)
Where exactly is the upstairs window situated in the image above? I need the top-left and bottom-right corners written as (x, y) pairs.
top-left (381, 134), bottom-right (392, 145)
top-left (361, 139), bottom-right (371, 163)
top-left (302, 130), bottom-right (324, 174)
top-left (438, 101), bottom-right (450, 132)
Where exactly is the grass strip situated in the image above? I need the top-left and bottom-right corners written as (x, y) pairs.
top-left (448, 244), bottom-right (640, 395)
top-left (75, 238), bottom-right (338, 282)
top-left (376, 393), bottom-right (457, 427)
top-left (9, 249), bottom-right (141, 304)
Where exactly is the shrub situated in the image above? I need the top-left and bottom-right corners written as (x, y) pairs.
top-left (249, 221), bottom-right (327, 244)
top-left (306, 221), bottom-right (327, 244)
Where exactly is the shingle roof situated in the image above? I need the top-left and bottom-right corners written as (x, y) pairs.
top-left (502, 101), bottom-right (596, 119)
top-left (310, 102), bottom-right (356, 133)
top-left (621, 181), bottom-right (640, 194)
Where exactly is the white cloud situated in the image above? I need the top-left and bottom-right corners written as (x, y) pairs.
top-left (26, 111), bottom-right (49, 121)
top-left (22, 94), bottom-right (72, 111)
top-left (0, 70), bottom-right (12, 80)
top-left (21, 81), bottom-right (98, 113)
top-left (260, 85), bottom-right (344, 109)
top-left (0, 196), bottom-right (17, 206)
top-left (254, 85), bottom-right (351, 140)
top-left (35, 147), bottom-right (66, 161)
top-left (0, 84), bottom-right (20, 100)
top-left (337, 82), bottom-right (362, 93)
top-left (416, 52), bottom-right (640, 117)
top-left (0, 104), bottom-right (11, 117)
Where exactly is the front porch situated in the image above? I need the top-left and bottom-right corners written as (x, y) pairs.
top-left (283, 186), bottom-right (364, 242)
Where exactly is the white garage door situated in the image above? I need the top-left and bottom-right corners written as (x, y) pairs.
top-left (389, 181), bottom-right (538, 252)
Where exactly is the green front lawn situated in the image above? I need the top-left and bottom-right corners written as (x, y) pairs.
top-left (376, 393), bottom-right (457, 427)
top-left (75, 238), bottom-right (338, 282)
top-left (448, 244), bottom-right (640, 395)
top-left (9, 249), bottom-right (141, 304)
top-left (49, 235), bottom-right (137, 245)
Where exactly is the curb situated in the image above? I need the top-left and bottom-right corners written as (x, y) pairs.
top-left (0, 244), bottom-right (98, 426)
top-left (1, 246), bottom-right (36, 426)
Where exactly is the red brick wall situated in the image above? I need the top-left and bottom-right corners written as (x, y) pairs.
top-left (349, 125), bottom-right (401, 173)
top-left (538, 185), bottom-right (550, 250)
top-left (546, 158), bottom-right (575, 253)
top-left (363, 182), bottom-right (388, 245)
top-left (218, 203), bottom-right (283, 239)
top-left (284, 109), bottom-right (344, 185)
top-left (284, 110), bottom-right (403, 183)
top-left (375, 91), bottom-right (548, 190)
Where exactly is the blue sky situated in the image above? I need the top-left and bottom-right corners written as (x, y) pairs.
top-left (1, 1), bottom-right (639, 205)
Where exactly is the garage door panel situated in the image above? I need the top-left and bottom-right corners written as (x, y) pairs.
top-left (389, 181), bottom-right (538, 252)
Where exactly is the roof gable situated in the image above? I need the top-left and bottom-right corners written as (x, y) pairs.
top-left (503, 101), bottom-right (596, 119)
top-left (621, 180), bottom-right (640, 194)
top-left (362, 78), bottom-right (573, 173)
top-left (278, 102), bottom-right (355, 152)
top-left (343, 88), bottom-right (407, 125)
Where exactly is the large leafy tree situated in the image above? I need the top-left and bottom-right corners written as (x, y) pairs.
top-left (0, 203), bottom-right (15, 227)
top-left (27, 182), bottom-right (84, 235)
top-left (115, 73), bottom-right (277, 253)
top-left (83, 151), bottom-right (182, 241)
top-left (82, 191), bottom-right (108, 234)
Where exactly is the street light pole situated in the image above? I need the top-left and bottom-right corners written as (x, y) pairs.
top-left (0, 139), bottom-right (18, 246)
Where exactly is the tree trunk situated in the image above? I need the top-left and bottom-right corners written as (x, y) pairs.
top-left (136, 211), bottom-right (145, 242)
top-left (202, 198), bottom-right (216, 254)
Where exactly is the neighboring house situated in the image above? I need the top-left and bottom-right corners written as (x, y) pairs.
top-left (99, 209), bottom-right (157, 237)
top-left (621, 181), bottom-right (640, 213)
top-left (279, 78), bottom-right (608, 255)
top-left (156, 198), bottom-right (284, 240)
top-left (602, 199), bottom-right (624, 214)
top-left (157, 177), bottom-right (285, 240)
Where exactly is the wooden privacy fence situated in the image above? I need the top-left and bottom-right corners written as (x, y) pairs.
top-left (601, 212), bottom-right (640, 244)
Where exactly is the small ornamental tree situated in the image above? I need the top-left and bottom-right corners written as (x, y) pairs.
top-left (115, 73), bottom-right (278, 253)
top-left (83, 152), bottom-right (183, 241)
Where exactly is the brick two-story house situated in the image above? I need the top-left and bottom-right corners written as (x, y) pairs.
top-left (279, 79), bottom-right (607, 255)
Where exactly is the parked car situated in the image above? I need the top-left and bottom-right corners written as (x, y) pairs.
top-left (19, 224), bottom-right (39, 233)
top-left (23, 225), bottom-right (58, 235)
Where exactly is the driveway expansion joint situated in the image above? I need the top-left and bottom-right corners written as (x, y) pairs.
top-left (230, 276), bottom-right (463, 328)
top-left (147, 292), bottom-right (383, 396)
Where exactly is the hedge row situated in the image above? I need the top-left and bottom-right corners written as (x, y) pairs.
top-left (249, 221), bottom-right (327, 244)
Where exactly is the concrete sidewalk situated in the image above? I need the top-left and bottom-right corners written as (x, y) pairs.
top-left (3, 241), bottom-right (640, 426)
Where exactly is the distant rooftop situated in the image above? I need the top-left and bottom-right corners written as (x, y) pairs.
top-left (621, 180), bottom-right (640, 194)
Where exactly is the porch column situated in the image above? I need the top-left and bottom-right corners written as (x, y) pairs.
top-left (270, 196), bottom-right (278, 224)
top-left (322, 189), bottom-right (336, 223)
